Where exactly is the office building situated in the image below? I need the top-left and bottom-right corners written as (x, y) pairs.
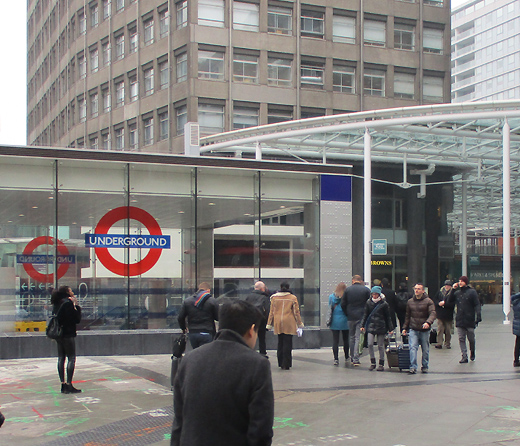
top-left (27, 0), bottom-right (451, 153)
top-left (452, 0), bottom-right (520, 102)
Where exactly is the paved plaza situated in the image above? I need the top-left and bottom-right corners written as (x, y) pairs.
top-left (0, 304), bottom-right (519, 446)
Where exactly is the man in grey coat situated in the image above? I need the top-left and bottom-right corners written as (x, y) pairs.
top-left (171, 300), bottom-right (274, 446)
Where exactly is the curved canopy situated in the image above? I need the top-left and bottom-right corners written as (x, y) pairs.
top-left (200, 101), bottom-right (520, 237)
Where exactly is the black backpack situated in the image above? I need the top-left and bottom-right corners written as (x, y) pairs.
top-left (46, 301), bottom-right (66, 340)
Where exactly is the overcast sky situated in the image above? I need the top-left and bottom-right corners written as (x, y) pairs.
top-left (0, 0), bottom-right (469, 146)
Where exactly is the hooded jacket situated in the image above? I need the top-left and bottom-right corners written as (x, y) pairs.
top-left (446, 285), bottom-right (482, 329)
top-left (359, 297), bottom-right (394, 335)
top-left (403, 293), bottom-right (436, 332)
top-left (266, 292), bottom-right (303, 335)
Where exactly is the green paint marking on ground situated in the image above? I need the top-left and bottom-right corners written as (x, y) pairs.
top-left (498, 406), bottom-right (520, 411)
top-left (65, 418), bottom-right (89, 426)
top-left (476, 429), bottom-right (520, 436)
top-left (273, 417), bottom-right (309, 429)
top-left (7, 417), bottom-right (37, 424)
top-left (46, 384), bottom-right (61, 407)
top-left (45, 429), bottom-right (75, 437)
top-left (165, 433), bottom-right (172, 440)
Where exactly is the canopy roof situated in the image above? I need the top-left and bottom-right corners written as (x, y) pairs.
top-left (201, 101), bottom-right (520, 236)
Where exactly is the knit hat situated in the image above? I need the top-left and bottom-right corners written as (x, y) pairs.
top-left (444, 280), bottom-right (453, 286)
top-left (459, 276), bottom-right (469, 285)
top-left (371, 286), bottom-right (382, 295)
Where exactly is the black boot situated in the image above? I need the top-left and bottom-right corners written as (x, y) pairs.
top-left (470, 350), bottom-right (475, 361)
top-left (377, 359), bottom-right (385, 371)
top-left (66, 383), bottom-right (82, 394)
top-left (61, 383), bottom-right (70, 394)
top-left (369, 358), bottom-right (376, 371)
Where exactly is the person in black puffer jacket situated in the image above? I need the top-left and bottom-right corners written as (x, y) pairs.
top-left (360, 286), bottom-right (394, 371)
top-left (512, 292), bottom-right (520, 367)
top-left (432, 280), bottom-right (455, 349)
top-left (50, 285), bottom-right (82, 394)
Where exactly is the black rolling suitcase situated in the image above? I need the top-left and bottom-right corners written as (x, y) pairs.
top-left (385, 336), bottom-right (400, 369)
top-left (397, 343), bottom-right (411, 371)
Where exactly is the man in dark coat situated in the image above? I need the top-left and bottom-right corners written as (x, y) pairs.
top-left (171, 300), bottom-right (274, 446)
top-left (446, 276), bottom-right (482, 363)
top-left (341, 275), bottom-right (370, 366)
top-left (245, 281), bottom-right (270, 357)
top-left (432, 280), bottom-right (455, 349)
top-left (177, 282), bottom-right (219, 349)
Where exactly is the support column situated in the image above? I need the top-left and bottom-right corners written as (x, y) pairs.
top-left (364, 128), bottom-right (371, 287)
top-left (503, 120), bottom-right (511, 324)
top-left (461, 176), bottom-right (467, 277)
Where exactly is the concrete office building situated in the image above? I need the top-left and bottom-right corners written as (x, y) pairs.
top-left (452, 0), bottom-right (520, 102)
top-left (27, 0), bottom-right (451, 153)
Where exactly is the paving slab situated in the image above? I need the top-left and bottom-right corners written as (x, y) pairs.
top-left (0, 304), bottom-right (519, 446)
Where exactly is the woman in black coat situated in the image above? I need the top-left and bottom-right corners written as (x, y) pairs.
top-left (50, 286), bottom-right (82, 394)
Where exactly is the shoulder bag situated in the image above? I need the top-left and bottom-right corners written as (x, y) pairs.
top-left (46, 301), bottom-right (66, 340)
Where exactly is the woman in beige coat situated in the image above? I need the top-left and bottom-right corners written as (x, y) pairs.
top-left (266, 282), bottom-right (304, 370)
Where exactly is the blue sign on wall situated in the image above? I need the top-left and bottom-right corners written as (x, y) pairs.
top-left (85, 234), bottom-right (171, 249)
top-left (320, 175), bottom-right (352, 202)
top-left (372, 239), bottom-right (387, 255)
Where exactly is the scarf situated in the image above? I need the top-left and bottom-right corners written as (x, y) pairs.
top-left (194, 290), bottom-right (211, 308)
top-left (372, 296), bottom-right (382, 303)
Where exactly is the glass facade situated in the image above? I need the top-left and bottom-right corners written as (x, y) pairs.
top-left (0, 154), bottom-right (321, 332)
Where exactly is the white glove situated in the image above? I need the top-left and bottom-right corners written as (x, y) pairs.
top-left (296, 328), bottom-right (303, 337)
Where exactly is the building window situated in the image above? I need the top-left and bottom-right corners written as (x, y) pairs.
top-left (233, 2), bottom-right (259, 32)
top-left (78, 97), bottom-right (86, 122)
top-left (129, 75), bottom-right (138, 101)
top-left (159, 111), bottom-right (169, 140)
top-left (144, 67), bottom-right (154, 95)
top-left (423, 75), bottom-right (444, 101)
top-left (129, 27), bottom-right (138, 53)
top-left (143, 117), bottom-right (154, 145)
top-left (177, 52), bottom-right (187, 82)
top-left (90, 92), bottom-right (99, 117)
top-left (233, 106), bottom-right (259, 129)
top-left (198, 50), bottom-right (225, 80)
top-left (90, 47), bottom-right (99, 73)
top-left (423, 27), bottom-right (443, 54)
top-left (394, 72), bottom-right (415, 99)
top-left (102, 41), bottom-right (111, 66)
top-left (364, 69), bottom-right (385, 96)
top-left (115, 127), bottom-right (124, 150)
top-left (177, 1), bottom-right (187, 28)
top-left (233, 54), bottom-right (258, 83)
top-left (364, 20), bottom-right (386, 47)
top-left (301, 62), bottom-right (324, 89)
top-left (176, 105), bottom-right (187, 135)
top-left (90, 4), bottom-right (99, 28)
top-left (424, 0), bottom-right (443, 6)
top-left (115, 80), bottom-right (125, 107)
top-left (159, 8), bottom-right (169, 37)
top-left (115, 34), bottom-right (124, 60)
top-left (79, 10), bottom-right (86, 34)
top-left (154, 61), bottom-right (166, 90)
top-left (301, 9), bottom-right (324, 38)
top-left (267, 107), bottom-right (293, 124)
top-left (89, 135), bottom-right (99, 149)
top-left (333, 65), bottom-right (355, 93)
top-left (129, 122), bottom-right (138, 149)
top-left (79, 54), bottom-right (86, 78)
top-left (198, 103), bottom-right (224, 135)
top-left (102, 130), bottom-right (111, 149)
top-left (267, 57), bottom-right (291, 86)
top-left (394, 23), bottom-right (415, 50)
top-left (333, 15), bottom-right (355, 44)
top-left (102, 87), bottom-right (111, 112)
top-left (144, 18), bottom-right (154, 45)
top-left (103, 0), bottom-right (111, 20)
top-left (268, 5), bottom-right (292, 35)
top-left (198, 0), bottom-right (224, 27)
top-left (116, 0), bottom-right (124, 13)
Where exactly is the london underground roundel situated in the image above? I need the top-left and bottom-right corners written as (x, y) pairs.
top-left (22, 236), bottom-right (71, 283)
top-left (87, 206), bottom-right (169, 277)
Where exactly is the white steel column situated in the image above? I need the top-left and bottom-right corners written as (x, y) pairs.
top-left (503, 120), bottom-right (511, 324)
top-left (364, 128), bottom-right (372, 287)
top-left (461, 177), bottom-right (467, 277)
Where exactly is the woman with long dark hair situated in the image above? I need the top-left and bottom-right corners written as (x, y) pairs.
top-left (50, 286), bottom-right (82, 394)
top-left (266, 282), bottom-right (304, 370)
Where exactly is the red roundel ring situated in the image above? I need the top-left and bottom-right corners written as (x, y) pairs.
top-left (94, 206), bottom-right (163, 276)
top-left (22, 236), bottom-right (70, 283)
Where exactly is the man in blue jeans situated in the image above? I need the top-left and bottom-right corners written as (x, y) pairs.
top-left (401, 283), bottom-right (436, 374)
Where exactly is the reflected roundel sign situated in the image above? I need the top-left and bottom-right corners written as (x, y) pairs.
top-left (22, 236), bottom-right (70, 283)
top-left (93, 206), bottom-right (164, 276)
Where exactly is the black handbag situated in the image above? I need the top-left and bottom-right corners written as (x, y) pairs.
top-left (46, 302), bottom-right (66, 340)
top-left (172, 333), bottom-right (187, 358)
